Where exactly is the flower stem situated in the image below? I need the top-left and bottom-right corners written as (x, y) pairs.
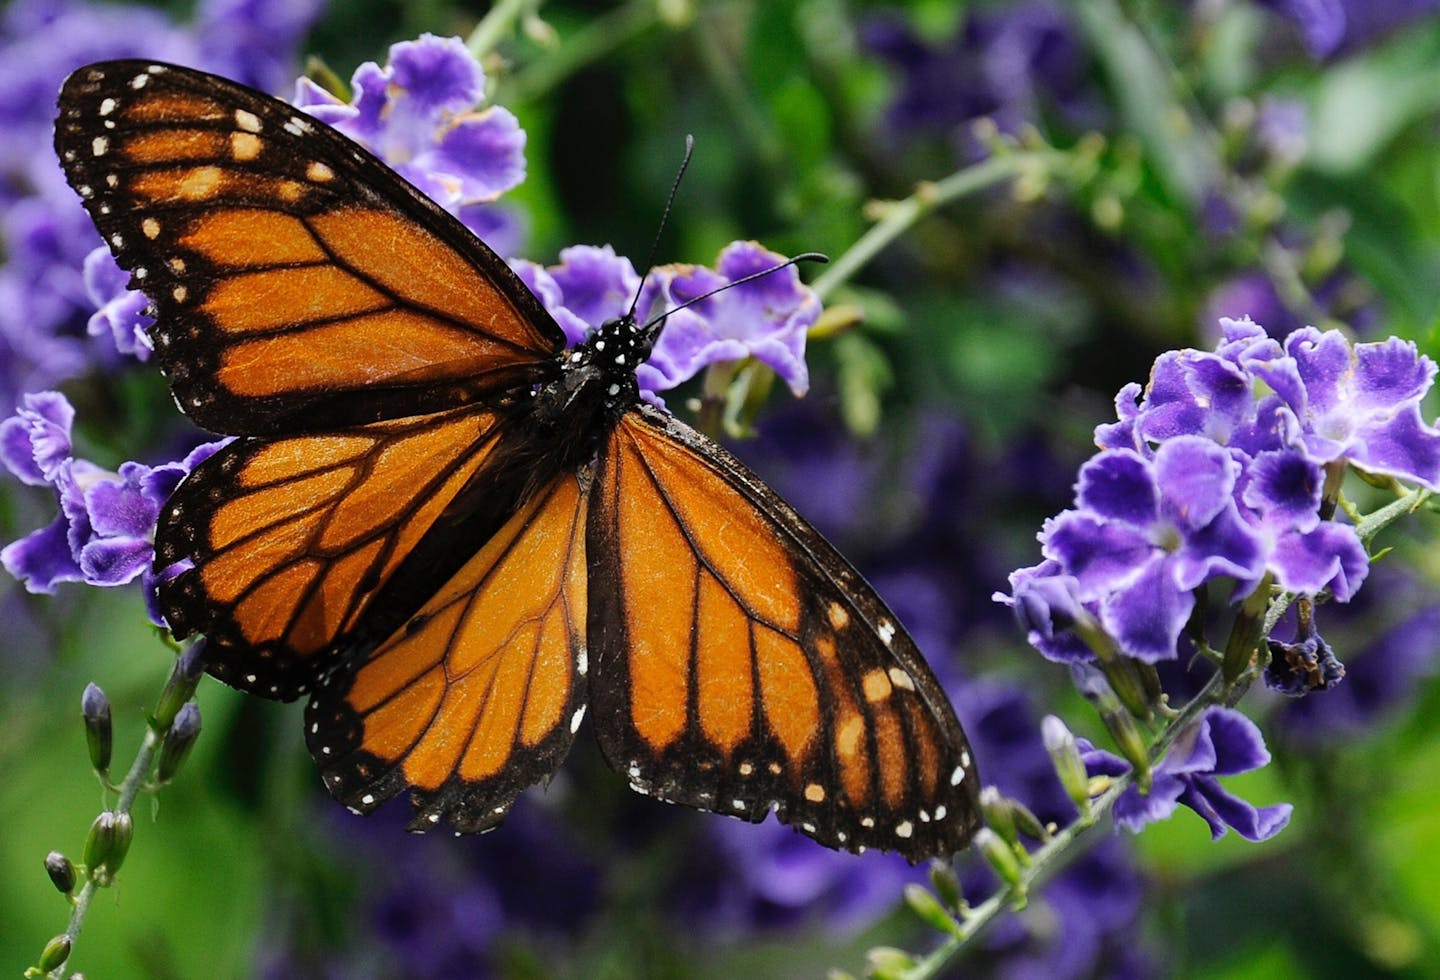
top-left (465, 0), bottom-right (537, 60)
top-left (498, 0), bottom-right (662, 105)
top-left (810, 153), bottom-right (1048, 303)
top-left (37, 645), bottom-right (203, 979)
top-left (899, 671), bottom-right (1225, 980)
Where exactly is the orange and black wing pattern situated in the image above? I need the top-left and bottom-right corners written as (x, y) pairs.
top-left (156, 406), bottom-right (515, 699)
top-left (54, 60), bottom-right (563, 436)
top-left (305, 470), bottom-right (590, 832)
top-left (586, 405), bottom-right (980, 860)
top-left (55, 59), bottom-right (982, 860)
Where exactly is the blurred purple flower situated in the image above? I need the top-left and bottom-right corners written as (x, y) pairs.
top-left (0, 391), bottom-right (224, 619)
top-left (677, 817), bottom-right (922, 937)
top-left (861, 2), bottom-right (1095, 158)
top-left (1254, 0), bottom-right (1440, 58)
top-left (264, 796), bottom-right (599, 978)
top-left (1084, 707), bottom-right (1293, 841)
top-left (294, 34), bottom-right (525, 212)
top-left (0, 0), bottom-right (321, 401)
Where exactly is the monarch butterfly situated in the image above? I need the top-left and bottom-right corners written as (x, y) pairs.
top-left (54, 59), bottom-right (980, 861)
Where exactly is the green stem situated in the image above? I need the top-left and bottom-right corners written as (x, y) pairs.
top-left (902, 671), bottom-right (1226, 980)
top-left (466, 0), bottom-right (539, 61)
top-left (1356, 485), bottom-right (1431, 542)
top-left (810, 153), bottom-right (1046, 303)
top-left (44, 719), bottom-right (166, 979)
top-left (498, 0), bottom-right (661, 105)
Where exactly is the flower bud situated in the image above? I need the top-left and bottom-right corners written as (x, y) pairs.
top-left (928, 861), bottom-right (965, 914)
top-left (864, 946), bottom-right (915, 980)
top-left (38, 934), bottom-right (72, 973)
top-left (155, 701), bottom-right (201, 784)
top-left (979, 786), bottom-right (1017, 847)
top-left (974, 827), bottom-right (1023, 890)
top-left (1042, 715), bottom-right (1092, 816)
top-left (81, 683), bottom-right (112, 776)
top-left (83, 810), bottom-right (134, 886)
top-left (45, 851), bottom-right (76, 895)
top-left (1100, 707), bottom-right (1151, 794)
top-left (904, 882), bottom-right (962, 937)
top-left (152, 641), bottom-right (207, 730)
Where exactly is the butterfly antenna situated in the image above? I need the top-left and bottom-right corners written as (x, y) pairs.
top-left (626, 134), bottom-right (695, 323)
top-left (638, 251), bottom-right (829, 336)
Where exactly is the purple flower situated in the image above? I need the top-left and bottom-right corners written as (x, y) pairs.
top-left (0, 0), bottom-right (320, 397)
top-left (195, 0), bottom-right (325, 94)
top-left (294, 34), bottom-right (526, 213)
top-left (511, 245), bottom-right (641, 347)
top-left (83, 245), bottom-right (153, 359)
top-left (636, 241), bottom-right (816, 398)
top-left (1084, 707), bottom-right (1293, 841)
top-left (0, 391), bottom-right (224, 619)
top-left (514, 241), bottom-right (818, 398)
top-left (1038, 439), bottom-right (1266, 661)
top-left (677, 817), bottom-right (922, 936)
top-left (1279, 327), bottom-right (1440, 488)
top-left (861, 3), bottom-right (1096, 159)
top-left (1254, 0), bottom-right (1440, 58)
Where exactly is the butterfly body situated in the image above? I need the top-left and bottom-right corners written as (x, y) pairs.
top-left (55, 59), bottom-right (981, 860)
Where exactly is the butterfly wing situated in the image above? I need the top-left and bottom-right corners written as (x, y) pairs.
top-left (586, 405), bottom-right (980, 861)
top-left (305, 469), bottom-right (590, 831)
top-left (55, 60), bottom-right (563, 436)
top-left (155, 406), bottom-right (528, 699)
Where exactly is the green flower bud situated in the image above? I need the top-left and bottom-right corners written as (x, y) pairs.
top-left (903, 883), bottom-right (962, 937)
top-left (975, 827), bottom-right (1023, 890)
top-left (979, 786), bottom-right (1019, 847)
top-left (38, 934), bottom-right (71, 973)
top-left (1100, 706), bottom-right (1152, 794)
top-left (1042, 715), bottom-right (1092, 815)
top-left (152, 641), bottom-right (207, 731)
top-left (83, 811), bottom-right (134, 887)
top-left (928, 861), bottom-right (965, 914)
top-left (864, 946), bottom-right (915, 980)
top-left (45, 851), bottom-right (76, 895)
top-left (81, 683), bottom-right (112, 776)
top-left (155, 701), bottom-right (201, 785)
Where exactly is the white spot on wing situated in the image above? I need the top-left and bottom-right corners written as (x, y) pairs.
top-left (570, 705), bottom-right (586, 733)
top-left (91, 136), bottom-right (108, 157)
top-left (896, 820), bottom-right (914, 839)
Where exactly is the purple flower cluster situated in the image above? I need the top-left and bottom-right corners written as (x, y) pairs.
top-left (1, 392), bottom-right (224, 620)
top-left (1003, 318), bottom-right (1440, 678)
top-left (293, 33), bottom-right (528, 256)
top-left (513, 241), bottom-right (818, 398)
top-left (0, 0), bottom-right (323, 404)
top-left (1083, 707), bottom-right (1293, 841)
top-left (861, 2), bottom-right (1097, 158)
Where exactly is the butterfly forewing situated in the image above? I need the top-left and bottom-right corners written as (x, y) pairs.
top-left (306, 471), bottom-right (590, 832)
top-left (586, 407), bottom-right (980, 861)
top-left (55, 60), bottom-right (564, 436)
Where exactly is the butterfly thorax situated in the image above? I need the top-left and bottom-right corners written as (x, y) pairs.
top-left (527, 313), bottom-right (653, 470)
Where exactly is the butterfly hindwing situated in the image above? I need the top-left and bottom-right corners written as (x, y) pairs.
top-left (55, 60), bottom-right (564, 436)
top-left (587, 406), bottom-right (980, 861)
top-left (305, 469), bottom-right (590, 832)
top-left (157, 407), bottom-right (511, 699)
